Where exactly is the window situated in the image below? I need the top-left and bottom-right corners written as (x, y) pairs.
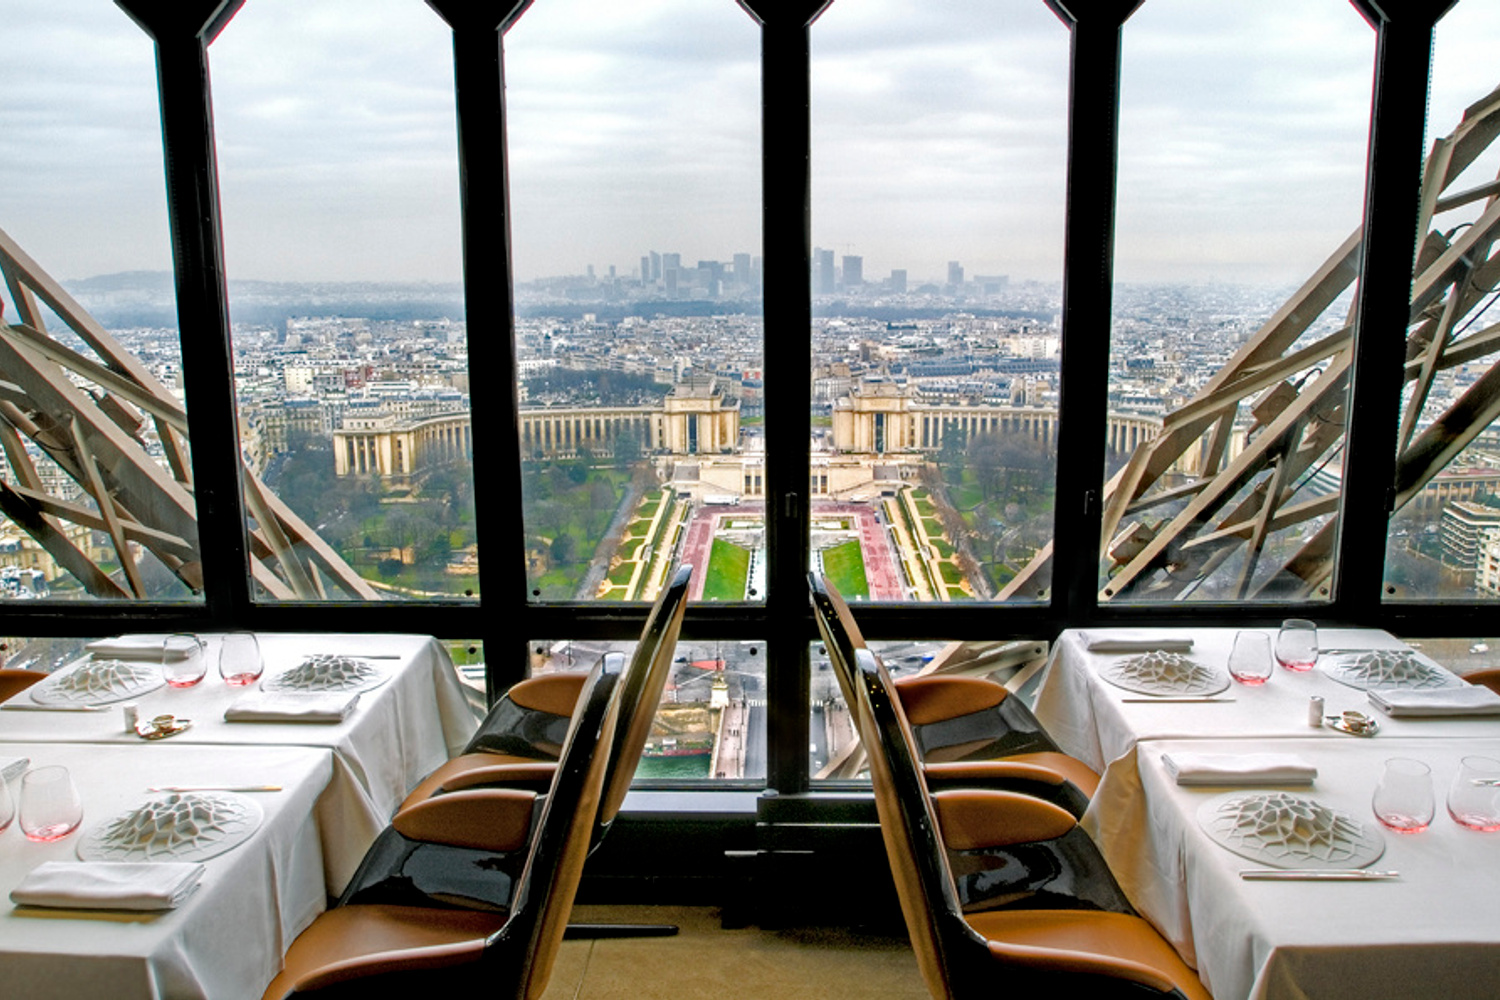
top-left (3, 0), bottom-right (1498, 808)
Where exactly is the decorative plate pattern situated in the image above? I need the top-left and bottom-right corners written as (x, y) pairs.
top-left (262, 654), bottom-right (389, 694)
top-left (1197, 792), bottom-right (1385, 870)
top-left (79, 792), bottom-right (262, 863)
top-left (1100, 651), bottom-right (1229, 696)
top-left (1322, 650), bottom-right (1462, 692)
top-left (31, 658), bottom-right (165, 706)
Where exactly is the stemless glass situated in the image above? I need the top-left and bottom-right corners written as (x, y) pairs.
top-left (19, 765), bottom-right (83, 842)
top-left (218, 632), bottom-right (264, 687)
top-left (1227, 631), bottom-right (1273, 685)
top-left (1447, 755), bottom-right (1500, 831)
top-left (1372, 757), bottom-right (1434, 833)
top-left (162, 633), bottom-right (207, 688)
top-left (1275, 618), bottom-right (1319, 671)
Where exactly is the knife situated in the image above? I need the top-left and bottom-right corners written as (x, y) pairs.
top-left (1, 703), bottom-right (107, 712)
top-left (147, 785), bottom-right (283, 793)
top-left (1240, 869), bottom-right (1399, 880)
top-left (1121, 697), bottom-right (1237, 703)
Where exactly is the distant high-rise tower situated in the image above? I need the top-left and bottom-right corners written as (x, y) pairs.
top-left (816, 249), bottom-right (835, 294)
top-left (663, 252), bottom-right (681, 274)
top-left (842, 255), bottom-right (863, 288)
top-left (947, 261), bottom-right (964, 290)
top-left (890, 269), bottom-right (907, 293)
top-left (641, 255), bottom-right (651, 285)
top-left (650, 251), bottom-right (662, 281)
top-left (734, 253), bottom-right (751, 289)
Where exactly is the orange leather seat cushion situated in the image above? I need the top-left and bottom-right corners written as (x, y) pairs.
top-left (966, 909), bottom-right (1210, 1000)
top-left (262, 904), bottom-right (507, 1000)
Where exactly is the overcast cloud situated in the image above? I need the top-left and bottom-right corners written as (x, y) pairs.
top-left (2, 0), bottom-right (1497, 290)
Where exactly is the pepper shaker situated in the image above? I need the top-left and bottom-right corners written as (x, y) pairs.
top-left (1308, 695), bottom-right (1324, 727)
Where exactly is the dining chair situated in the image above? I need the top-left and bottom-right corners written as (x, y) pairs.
top-left (338, 566), bottom-right (692, 922)
top-left (1466, 668), bottom-right (1500, 696)
top-left (398, 565), bottom-right (693, 811)
top-left (261, 641), bottom-right (622, 1000)
top-left (0, 669), bottom-right (48, 703)
top-left (849, 645), bottom-right (1211, 1000)
top-left (809, 573), bottom-right (1098, 817)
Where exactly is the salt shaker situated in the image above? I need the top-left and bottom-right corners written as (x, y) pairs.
top-left (123, 702), bottom-right (139, 734)
top-left (1307, 695), bottom-right (1324, 727)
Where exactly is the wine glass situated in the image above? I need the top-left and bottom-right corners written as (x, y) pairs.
top-left (1372, 757), bottom-right (1434, 833)
top-left (19, 765), bottom-right (83, 842)
top-left (1275, 619), bottom-right (1319, 672)
top-left (1227, 631), bottom-right (1273, 685)
top-left (162, 633), bottom-right (207, 688)
top-left (218, 632), bottom-right (264, 687)
top-left (1447, 755), bottom-right (1500, 831)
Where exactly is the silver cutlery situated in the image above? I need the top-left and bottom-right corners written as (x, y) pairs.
top-left (1, 703), bottom-right (106, 712)
top-left (147, 785), bottom-right (283, 793)
top-left (1240, 869), bottom-right (1399, 881)
top-left (1121, 696), bottom-right (1237, 703)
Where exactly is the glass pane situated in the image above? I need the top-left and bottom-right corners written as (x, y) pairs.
top-left (810, 638), bottom-right (1048, 782)
top-left (1101, 0), bottom-right (1372, 604)
top-left (530, 638), bottom-right (765, 785)
top-left (211, 0), bottom-right (474, 602)
top-left (811, 0), bottom-right (1068, 603)
top-left (0, 3), bottom-right (201, 602)
top-left (1382, 0), bottom-right (1500, 601)
top-left (508, 1), bottom-right (762, 603)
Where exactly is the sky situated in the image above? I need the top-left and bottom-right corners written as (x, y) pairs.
top-left (2, 0), bottom-right (1498, 290)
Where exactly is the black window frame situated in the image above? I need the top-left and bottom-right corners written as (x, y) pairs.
top-left (2, 0), bottom-right (1479, 813)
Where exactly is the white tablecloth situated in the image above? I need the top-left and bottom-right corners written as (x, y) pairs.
top-left (0, 742), bottom-right (334, 1000)
top-left (1086, 737), bottom-right (1500, 1000)
top-left (0, 634), bottom-right (481, 888)
top-left (1035, 628), bottom-right (1500, 772)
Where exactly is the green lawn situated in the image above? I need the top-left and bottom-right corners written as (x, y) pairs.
top-left (607, 563), bottom-right (636, 585)
top-left (821, 540), bottom-right (869, 599)
top-left (938, 562), bottom-right (965, 585)
top-left (626, 519), bottom-right (651, 537)
top-left (922, 517), bottom-right (944, 537)
top-left (703, 538), bottom-right (751, 601)
top-left (930, 537), bottom-right (955, 559)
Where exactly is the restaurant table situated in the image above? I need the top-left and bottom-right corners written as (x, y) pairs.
top-left (1033, 628), bottom-right (1500, 773)
top-left (1084, 736), bottom-right (1500, 1000)
top-left (0, 742), bottom-right (336, 1000)
top-left (0, 633), bottom-right (481, 890)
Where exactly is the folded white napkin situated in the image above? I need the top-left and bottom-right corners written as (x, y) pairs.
top-left (224, 691), bottom-right (360, 723)
top-left (11, 861), bottom-right (205, 910)
top-left (1, 756), bottom-right (28, 782)
top-left (1367, 686), bottom-right (1500, 717)
top-left (1079, 630), bottom-right (1194, 653)
top-left (85, 635), bottom-right (186, 661)
top-left (1162, 752), bottom-right (1318, 786)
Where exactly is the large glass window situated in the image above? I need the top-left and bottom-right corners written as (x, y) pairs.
top-left (1382, 1), bottom-right (1500, 601)
top-left (0, 2), bottom-right (201, 603)
top-left (212, 0), bottom-right (475, 603)
top-left (811, 0), bottom-right (1068, 604)
top-left (507, 0), bottom-right (763, 604)
top-left (1099, 0), bottom-right (1372, 604)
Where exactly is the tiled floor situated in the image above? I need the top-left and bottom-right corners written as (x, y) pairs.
top-left (540, 905), bottom-right (930, 1000)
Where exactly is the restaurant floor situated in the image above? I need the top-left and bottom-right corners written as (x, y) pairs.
top-left (541, 905), bottom-right (930, 999)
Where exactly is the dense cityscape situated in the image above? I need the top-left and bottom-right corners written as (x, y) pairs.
top-left (1, 251), bottom-right (1494, 612)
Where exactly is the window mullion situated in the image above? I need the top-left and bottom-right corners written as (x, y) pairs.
top-left (118, 0), bottom-right (251, 628)
top-left (1046, 0), bottom-right (1140, 627)
top-left (1335, 1), bottom-right (1446, 618)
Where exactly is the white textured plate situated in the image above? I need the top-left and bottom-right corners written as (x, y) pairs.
top-left (1322, 650), bottom-right (1463, 692)
top-left (262, 654), bottom-right (390, 694)
top-left (79, 792), bottom-right (262, 863)
top-left (31, 657), bottom-right (165, 707)
top-left (1101, 651), bottom-right (1229, 697)
top-left (1198, 791), bottom-right (1385, 870)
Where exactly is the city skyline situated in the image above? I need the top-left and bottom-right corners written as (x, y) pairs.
top-left (3, 0), bottom-right (1499, 289)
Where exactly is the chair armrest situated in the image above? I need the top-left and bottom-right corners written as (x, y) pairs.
top-left (925, 759), bottom-right (1068, 788)
top-left (931, 789), bottom-right (1075, 851)
top-left (894, 675), bottom-right (1007, 725)
top-left (392, 789), bottom-right (536, 852)
top-left (505, 672), bottom-right (589, 716)
top-left (439, 762), bottom-right (557, 793)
